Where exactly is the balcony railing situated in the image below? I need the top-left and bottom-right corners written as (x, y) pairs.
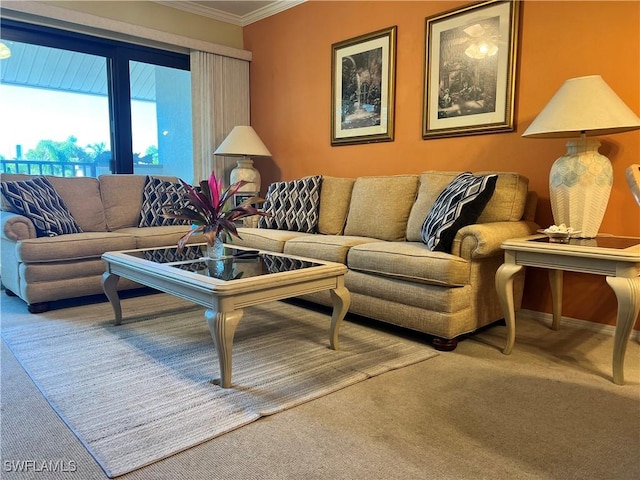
top-left (0, 160), bottom-right (98, 178)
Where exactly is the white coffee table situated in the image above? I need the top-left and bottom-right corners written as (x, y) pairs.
top-left (496, 234), bottom-right (640, 385)
top-left (102, 244), bottom-right (350, 388)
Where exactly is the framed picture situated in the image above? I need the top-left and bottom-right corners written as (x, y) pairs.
top-left (422, 0), bottom-right (521, 139)
top-left (234, 193), bottom-right (259, 208)
top-left (331, 26), bottom-right (397, 146)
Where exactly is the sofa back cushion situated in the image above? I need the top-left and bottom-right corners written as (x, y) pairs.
top-left (100, 174), bottom-right (182, 230)
top-left (406, 171), bottom-right (529, 242)
top-left (99, 174), bottom-right (147, 230)
top-left (344, 175), bottom-right (418, 242)
top-left (317, 176), bottom-right (355, 235)
top-left (46, 176), bottom-right (108, 232)
top-left (0, 174), bottom-right (108, 232)
top-left (477, 171), bottom-right (529, 223)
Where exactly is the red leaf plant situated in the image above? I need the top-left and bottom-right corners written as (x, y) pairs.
top-left (163, 171), bottom-right (269, 250)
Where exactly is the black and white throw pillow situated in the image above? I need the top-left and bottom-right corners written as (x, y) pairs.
top-left (0, 176), bottom-right (83, 237)
top-left (139, 176), bottom-right (191, 227)
top-left (421, 173), bottom-right (498, 253)
top-left (258, 176), bottom-right (322, 233)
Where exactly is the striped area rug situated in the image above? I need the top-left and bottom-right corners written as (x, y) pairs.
top-left (1, 295), bottom-right (437, 478)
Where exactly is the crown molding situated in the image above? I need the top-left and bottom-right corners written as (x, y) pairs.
top-left (154, 1), bottom-right (305, 27)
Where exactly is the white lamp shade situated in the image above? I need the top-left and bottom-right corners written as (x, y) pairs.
top-left (522, 75), bottom-right (640, 138)
top-left (213, 126), bottom-right (272, 157)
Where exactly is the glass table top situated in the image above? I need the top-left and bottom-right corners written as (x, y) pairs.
top-left (530, 235), bottom-right (640, 250)
top-left (121, 244), bottom-right (321, 281)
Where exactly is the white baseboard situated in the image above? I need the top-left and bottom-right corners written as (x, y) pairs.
top-left (518, 309), bottom-right (640, 342)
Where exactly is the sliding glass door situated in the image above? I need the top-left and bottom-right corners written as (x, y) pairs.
top-left (129, 61), bottom-right (192, 176)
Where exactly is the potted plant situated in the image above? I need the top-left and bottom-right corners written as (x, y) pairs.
top-left (163, 171), bottom-right (269, 258)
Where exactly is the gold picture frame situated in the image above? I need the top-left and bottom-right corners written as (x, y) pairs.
top-left (422, 0), bottom-right (521, 139)
top-left (331, 26), bottom-right (397, 146)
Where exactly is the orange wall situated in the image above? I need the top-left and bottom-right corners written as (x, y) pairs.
top-left (244, 0), bottom-right (640, 329)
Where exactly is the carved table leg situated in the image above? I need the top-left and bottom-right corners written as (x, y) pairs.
top-left (495, 263), bottom-right (524, 355)
top-left (329, 286), bottom-right (351, 350)
top-left (102, 272), bottom-right (122, 325)
top-left (605, 276), bottom-right (640, 385)
top-left (206, 309), bottom-right (244, 388)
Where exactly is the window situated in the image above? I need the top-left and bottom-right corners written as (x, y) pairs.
top-left (0, 19), bottom-right (193, 180)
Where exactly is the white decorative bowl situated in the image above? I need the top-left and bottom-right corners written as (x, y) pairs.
top-left (537, 228), bottom-right (581, 242)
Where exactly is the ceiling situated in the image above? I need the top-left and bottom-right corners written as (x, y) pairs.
top-left (154, 1), bottom-right (304, 26)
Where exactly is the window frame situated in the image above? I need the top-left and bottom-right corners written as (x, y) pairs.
top-left (0, 18), bottom-right (190, 174)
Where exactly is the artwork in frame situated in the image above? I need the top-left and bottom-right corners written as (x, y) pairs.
top-left (331, 26), bottom-right (397, 146)
top-left (422, 0), bottom-right (521, 139)
top-left (234, 193), bottom-right (259, 208)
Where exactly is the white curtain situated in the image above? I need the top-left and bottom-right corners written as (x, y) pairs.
top-left (190, 51), bottom-right (250, 185)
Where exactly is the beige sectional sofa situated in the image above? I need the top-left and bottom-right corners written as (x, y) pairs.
top-left (1, 170), bottom-right (537, 351)
top-left (230, 171), bottom-right (538, 350)
top-left (1, 173), bottom-right (198, 313)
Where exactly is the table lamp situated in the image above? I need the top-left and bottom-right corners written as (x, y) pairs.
top-left (522, 75), bottom-right (640, 238)
top-left (627, 164), bottom-right (640, 207)
top-left (214, 126), bottom-right (272, 193)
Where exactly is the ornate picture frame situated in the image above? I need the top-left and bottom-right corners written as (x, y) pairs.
top-left (422, 0), bottom-right (521, 139)
top-left (331, 26), bottom-right (397, 146)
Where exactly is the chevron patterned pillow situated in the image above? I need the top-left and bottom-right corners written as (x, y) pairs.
top-left (0, 176), bottom-right (83, 237)
top-left (421, 173), bottom-right (497, 253)
top-left (138, 176), bottom-right (191, 227)
top-left (258, 176), bottom-right (322, 233)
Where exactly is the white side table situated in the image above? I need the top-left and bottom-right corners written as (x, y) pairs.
top-left (495, 234), bottom-right (640, 385)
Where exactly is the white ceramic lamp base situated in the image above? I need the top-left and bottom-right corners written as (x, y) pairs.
top-left (229, 157), bottom-right (261, 193)
top-left (549, 138), bottom-right (612, 238)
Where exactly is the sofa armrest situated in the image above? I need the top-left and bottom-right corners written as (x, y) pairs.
top-left (1, 211), bottom-right (37, 241)
top-left (451, 221), bottom-right (539, 260)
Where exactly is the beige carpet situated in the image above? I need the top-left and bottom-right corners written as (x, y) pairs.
top-left (0, 294), bottom-right (437, 478)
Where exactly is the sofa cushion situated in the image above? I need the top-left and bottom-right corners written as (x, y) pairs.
top-left (258, 176), bottom-right (322, 233)
top-left (114, 225), bottom-right (201, 249)
top-left (407, 171), bottom-right (529, 241)
top-left (347, 241), bottom-right (470, 287)
top-left (20, 258), bottom-right (110, 284)
top-left (343, 175), bottom-right (418, 242)
top-left (46, 176), bottom-right (109, 232)
top-left (421, 173), bottom-right (497, 253)
top-left (477, 172), bottom-right (529, 223)
top-left (138, 176), bottom-right (191, 227)
top-left (100, 174), bottom-right (181, 231)
top-left (100, 174), bottom-right (148, 230)
top-left (318, 176), bottom-right (355, 235)
top-left (0, 177), bottom-right (83, 237)
top-left (230, 227), bottom-right (312, 253)
top-left (16, 232), bottom-right (136, 263)
top-left (283, 235), bottom-right (384, 264)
